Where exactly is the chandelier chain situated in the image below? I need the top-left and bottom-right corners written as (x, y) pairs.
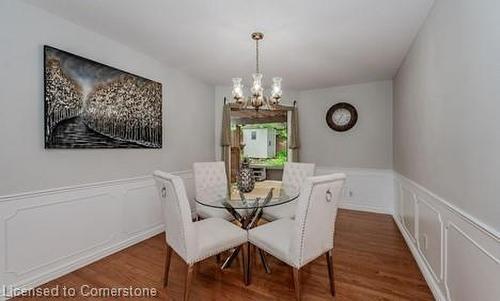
top-left (255, 39), bottom-right (260, 74)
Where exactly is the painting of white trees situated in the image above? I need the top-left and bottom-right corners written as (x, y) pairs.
top-left (44, 46), bottom-right (162, 148)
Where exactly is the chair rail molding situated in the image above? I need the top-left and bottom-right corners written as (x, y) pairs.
top-left (394, 172), bottom-right (500, 301)
top-left (0, 170), bottom-right (192, 301)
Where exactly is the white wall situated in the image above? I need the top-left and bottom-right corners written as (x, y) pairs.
top-left (0, 1), bottom-right (213, 297)
top-left (0, 0), bottom-right (215, 196)
top-left (298, 81), bottom-right (393, 169)
top-left (393, 0), bottom-right (500, 300)
top-left (393, 0), bottom-right (500, 233)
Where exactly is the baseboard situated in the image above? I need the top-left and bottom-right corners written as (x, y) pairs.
top-left (9, 225), bottom-right (164, 297)
top-left (339, 202), bottom-right (393, 215)
top-left (393, 215), bottom-right (446, 301)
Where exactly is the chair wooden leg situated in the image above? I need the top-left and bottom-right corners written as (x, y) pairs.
top-left (252, 244), bottom-right (258, 267)
top-left (184, 264), bottom-right (195, 301)
top-left (163, 244), bottom-right (172, 287)
top-left (326, 250), bottom-right (335, 296)
top-left (292, 267), bottom-right (301, 301)
top-left (242, 243), bottom-right (251, 285)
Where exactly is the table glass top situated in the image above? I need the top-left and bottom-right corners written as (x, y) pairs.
top-left (195, 182), bottom-right (299, 210)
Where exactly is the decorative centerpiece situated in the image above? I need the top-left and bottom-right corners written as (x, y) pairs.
top-left (237, 158), bottom-right (255, 193)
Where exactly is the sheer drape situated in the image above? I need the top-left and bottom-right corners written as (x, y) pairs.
top-left (221, 103), bottom-right (231, 187)
top-left (289, 105), bottom-right (300, 162)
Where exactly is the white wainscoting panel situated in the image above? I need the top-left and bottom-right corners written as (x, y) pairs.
top-left (0, 170), bottom-right (192, 300)
top-left (400, 185), bottom-right (416, 242)
top-left (394, 173), bottom-right (500, 301)
top-left (416, 196), bottom-right (443, 281)
top-left (123, 183), bottom-right (162, 236)
top-left (317, 167), bottom-right (394, 214)
top-left (2, 168), bottom-right (498, 301)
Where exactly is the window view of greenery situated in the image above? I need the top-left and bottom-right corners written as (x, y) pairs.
top-left (240, 123), bottom-right (288, 167)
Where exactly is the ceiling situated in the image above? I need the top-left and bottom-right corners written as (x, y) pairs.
top-left (23, 0), bottom-right (434, 90)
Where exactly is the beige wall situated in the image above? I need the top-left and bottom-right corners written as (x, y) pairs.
top-left (393, 0), bottom-right (500, 231)
top-left (299, 81), bottom-right (393, 169)
top-left (0, 1), bottom-right (215, 195)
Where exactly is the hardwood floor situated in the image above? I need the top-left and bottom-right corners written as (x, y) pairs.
top-left (14, 210), bottom-right (433, 300)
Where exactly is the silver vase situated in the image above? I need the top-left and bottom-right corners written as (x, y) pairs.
top-left (237, 160), bottom-right (255, 193)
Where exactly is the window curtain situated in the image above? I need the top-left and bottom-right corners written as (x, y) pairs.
top-left (221, 103), bottom-right (231, 187)
top-left (289, 105), bottom-right (300, 162)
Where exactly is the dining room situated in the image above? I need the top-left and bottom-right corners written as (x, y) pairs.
top-left (1, 0), bottom-right (499, 300)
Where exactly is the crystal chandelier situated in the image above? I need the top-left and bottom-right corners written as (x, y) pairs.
top-left (231, 32), bottom-right (283, 111)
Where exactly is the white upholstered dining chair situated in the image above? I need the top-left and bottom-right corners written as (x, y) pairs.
top-left (153, 171), bottom-right (248, 301)
top-left (262, 162), bottom-right (315, 221)
top-left (248, 173), bottom-right (346, 300)
top-left (193, 161), bottom-right (234, 221)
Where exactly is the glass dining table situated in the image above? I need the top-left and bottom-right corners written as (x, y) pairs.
top-left (195, 184), bottom-right (299, 272)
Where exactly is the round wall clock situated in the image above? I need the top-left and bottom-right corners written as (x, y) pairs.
top-left (326, 102), bottom-right (358, 132)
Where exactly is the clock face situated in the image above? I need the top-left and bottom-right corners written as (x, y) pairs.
top-left (332, 108), bottom-right (352, 126)
top-left (326, 102), bottom-right (358, 132)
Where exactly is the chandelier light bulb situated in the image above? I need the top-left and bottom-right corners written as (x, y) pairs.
top-left (271, 77), bottom-right (283, 103)
top-left (231, 77), bottom-right (244, 102)
top-left (251, 73), bottom-right (264, 97)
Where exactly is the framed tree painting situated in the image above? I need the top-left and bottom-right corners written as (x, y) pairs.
top-left (44, 46), bottom-right (162, 148)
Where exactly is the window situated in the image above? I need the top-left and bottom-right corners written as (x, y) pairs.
top-left (251, 131), bottom-right (257, 140)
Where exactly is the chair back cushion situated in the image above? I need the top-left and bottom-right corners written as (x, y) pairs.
top-left (154, 171), bottom-right (197, 262)
top-left (289, 173), bottom-right (346, 268)
top-left (282, 162), bottom-right (315, 195)
top-left (193, 161), bottom-right (228, 202)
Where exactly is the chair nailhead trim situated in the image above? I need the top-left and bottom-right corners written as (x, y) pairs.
top-left (187, 238), bottom-right (247, 265)
top-left (297, 185), bottom-right (314, 267)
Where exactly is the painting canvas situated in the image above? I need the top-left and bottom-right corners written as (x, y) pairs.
top-left (44, 46), bottom-right (162, 149)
